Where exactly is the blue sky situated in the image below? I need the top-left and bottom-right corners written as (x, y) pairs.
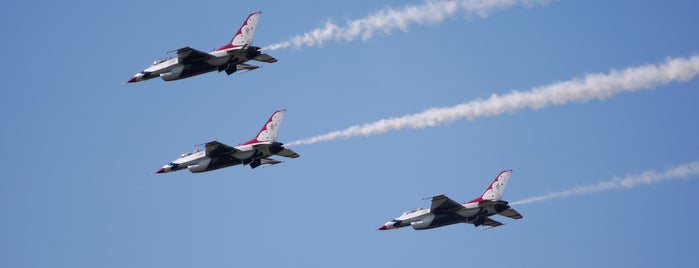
top-left (2, 0), bottom-right (699, 267)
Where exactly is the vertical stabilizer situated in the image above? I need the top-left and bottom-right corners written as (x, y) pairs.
top-left (216, 12), bottom-right (261, 51)
top-left (241, 109), bottom-right (285, 145)
top-left (467, 170), bottom-right (513, 203)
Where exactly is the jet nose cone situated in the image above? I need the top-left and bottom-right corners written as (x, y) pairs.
top-left (155, 168), bottom-right (166, 174)
top-left (378, 221), bottom-right (397, 230)
top-left (127, 76), bottom-right (138, 83)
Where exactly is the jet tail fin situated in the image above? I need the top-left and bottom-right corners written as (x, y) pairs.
top-left (216, 12), bottom-right (261, 51)
top-left (241, 109), bottom-right (285, 146)
top-left (466, 170), bottom-right (513, 203)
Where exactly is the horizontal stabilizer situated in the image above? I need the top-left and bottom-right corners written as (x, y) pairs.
top-left (480, 217), bottom-right (504, 229)
top-left (260, 158), bottom-right (283, 166)
top-left (252, 53), bottom-right (278, 63)
top-left (498, 208), bottom-right (523, 219)
top-left (250, 157), bottom-right (283, 169)
top-left (277, 148), bottom-right (300, 158)
top-left (236, 63), bottom-right (261, 74)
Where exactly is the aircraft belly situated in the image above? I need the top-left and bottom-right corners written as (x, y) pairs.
top-left (456, 208), bottom-right (480, 218)
top-left (205, 155), bottom-right (242, 171)
top-left (206, 56), bottom-right (231, 66)
top-left (179, 62), bottom-right (217, 79)
top-left (232, 150), bottom-right (256, 160)
top-left (428, 213), bottom-right (467, 228)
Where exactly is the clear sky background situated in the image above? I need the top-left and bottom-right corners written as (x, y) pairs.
top-left (2, 0), bottom-right (699, 267)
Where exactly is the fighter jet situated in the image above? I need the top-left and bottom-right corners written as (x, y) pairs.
top-left (127, 12), bottom-right (276, 83)
top-left (378, 170), bottom-right (522, 231)
top-left (155, 109), bottom-right (299, 174)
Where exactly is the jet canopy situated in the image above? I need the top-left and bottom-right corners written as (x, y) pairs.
top-left (180, 151), bottom-right (199, 158)
top-left (402, 208), bottom-right (425, 216)
top-left (153, 57), bottom-right (173, 65)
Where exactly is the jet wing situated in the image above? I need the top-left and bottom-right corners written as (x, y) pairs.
top-left (203, 141), bottom-right (238, 156)
top-left (429, 194), bottom-right (464, 213)
top-left (252, 53), bottom-right (278, 63)
top-left (176, 47), bottom-right (212, 64)
top-left (498, 208), bottom-right (523, 219)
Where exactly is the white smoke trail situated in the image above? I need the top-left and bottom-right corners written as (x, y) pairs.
top-left (510, 161), bottom-right (699, 205)
top-left (285, 55), bottom-right (699, 146)
top-left (264, 0), bottom-right (549, 50)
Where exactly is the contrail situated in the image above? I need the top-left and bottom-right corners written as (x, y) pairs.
top-left (510, 161), bottom-right (699, 205)
top-left (264, 0), bottom-right (550, 50)
top-left (286, 55), bottom-right (699, 146)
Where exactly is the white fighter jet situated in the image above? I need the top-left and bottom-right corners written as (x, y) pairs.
top-left (127, 12), bottom-right (276, 83)
top-left (378, 170), bottom-right (523, 231)
top-left (155, 109), bottom-right (299, 174)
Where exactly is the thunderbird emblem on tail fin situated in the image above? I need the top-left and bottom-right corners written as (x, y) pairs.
top-left (241, 109), bottom-right (285, 146)
top-left (217, 11), bottom-right (261, 51)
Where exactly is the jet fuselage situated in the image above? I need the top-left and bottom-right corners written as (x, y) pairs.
top-left (128, 12), bottom-right (278, 83)
top-left (381, 200), bottom-right (512, 230)
top-left (157, 141), bottom-right (285, 173)
top-left (130, 46), bottom-right (262, 82)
